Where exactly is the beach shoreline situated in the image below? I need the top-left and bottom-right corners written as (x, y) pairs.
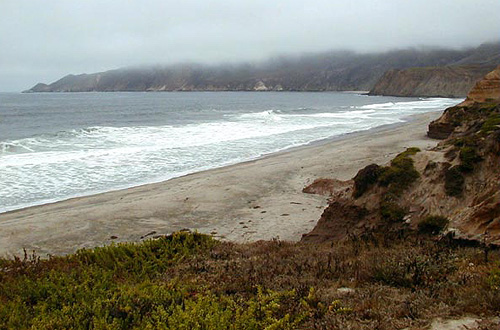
top-left (0, 110), bottom-right (442, 257)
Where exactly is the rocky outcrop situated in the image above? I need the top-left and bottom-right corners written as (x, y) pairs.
top-left (460, 65), bottom-right (500, 105)
top-left (24, 42), bottom-right (500, 93)
top-left (304, 67), bottom-right (500, 245)
top-left (427, 120), bottom-right (455, 139)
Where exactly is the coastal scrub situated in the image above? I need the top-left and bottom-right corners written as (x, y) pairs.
top-left (2, 232), bottom-right (499, 328)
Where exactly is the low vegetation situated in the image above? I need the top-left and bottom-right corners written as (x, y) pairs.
top-left (352, 148), bottom-right (421, 224)
top-left (480, 112), bottom-right (500, 134)
top-left (441, 104), bottom-right (500, 196)
top-left (458, 146), bottom-right (482, 173)
top-left (2, 232), bottom-right (499, 329)
top-left (379, 197), bottom-right (407, 223)
top-left (377, 147), bottom-right (421, 194)
top-left (445, 166), bottom-right (465, 197)
top-left (418, 215), bottom-right (449, 235)
top-left (353, 164), bottom-right (380, 198)
top-left (379, 148), bottom-right (421, 223)
top-left (353, 148), bottom-right (421, 200)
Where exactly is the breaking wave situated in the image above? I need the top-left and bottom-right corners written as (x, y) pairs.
top-left (0, 94), bottom-right (460, 213)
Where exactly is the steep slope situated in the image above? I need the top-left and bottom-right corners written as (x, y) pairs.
top-left (428, 65), bottom-right (500, 138)
top-left (304, 66), bottom-right (500, 245)
top-left (24, 43), bottom-right (498, 93)
top-left (369, 42), bottom-right (500, 97)
top-left (369, 65), bottom-right (494, 98)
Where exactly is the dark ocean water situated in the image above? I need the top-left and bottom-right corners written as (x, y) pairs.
top-left (0, 92), bottom-right (459, 213)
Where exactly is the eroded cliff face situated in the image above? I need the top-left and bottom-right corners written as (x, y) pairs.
top-left (460, 65), bottom-right (500, 105)
top-left (303, 67), bottom-right (500, 245)
top-left (369, 42), bottom-right (500, 98)
top-left (428, 65), bottom-right (500, 139)
top-left (369, 65), bottom-right (495, 98)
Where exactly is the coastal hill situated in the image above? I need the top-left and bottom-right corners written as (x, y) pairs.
top-left (369, 42), bottom-right (500, 97)
top-left (25, 42), bottom-right (499, 94)
top-left (303, 65), bottom-right (500, 245)
top-left (368, 65), bottom-right (495, 98)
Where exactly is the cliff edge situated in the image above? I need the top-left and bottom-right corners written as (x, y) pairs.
top-left (304, 66), bottom-right (500, 245)
top-left (428, 65), bottom-right (500, 139)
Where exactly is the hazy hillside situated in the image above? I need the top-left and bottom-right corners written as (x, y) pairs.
top-left (25, 42), bottom-right (500, 93)
top-left (369, 65), bottom-right (494, 98)
top-left (369, 42), bottom-right (500, 97)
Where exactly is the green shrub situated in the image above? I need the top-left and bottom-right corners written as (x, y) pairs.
top-left (399, 147), bottom-right (421, 157)
top-left (353, 164), bottom-right (380, 198)
top-left (458, 146), bottom-right (482, 172)
top-left (445, 166), bottom-right (464, 197)
top-left (452, 136), bottom-right (477, 148)
top-left (380, 194), bottom-right (407, 223)
top-left (378, 148), bottom-right (420, 196)
top-left (481, 113), bottom-right (500, 134)
top-left (352, 147), bottom-right (420, 202)
top-left (418, 215), bottom-right (449, 235)
top-left (0, 234), bottom-right (307, 329)
top-left (380, 201), bottom-right (406, 223)
top-left (486, 265), bottom-right (500, 290)
top-left (372, 250), bottom-right (457, 288)
top-left (3, 231), bottom-right (500, 327)
top-left (375, 148), bottom-right (420, 223)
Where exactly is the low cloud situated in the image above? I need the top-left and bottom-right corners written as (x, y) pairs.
top-left (1, 0), bottom-right (499, 91)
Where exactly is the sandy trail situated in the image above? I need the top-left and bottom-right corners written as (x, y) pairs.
top-left (0, 111), bottom-right (441, 257)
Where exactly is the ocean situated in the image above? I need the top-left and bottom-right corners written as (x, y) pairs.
top-left (0, 92), bottom-right (459, 213)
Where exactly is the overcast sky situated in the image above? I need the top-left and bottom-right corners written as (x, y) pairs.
top-left (1, 0), bottom-right (499, 92)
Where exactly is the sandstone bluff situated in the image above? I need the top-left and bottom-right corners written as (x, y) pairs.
top-left (303, 65), bottom-right (500, 246)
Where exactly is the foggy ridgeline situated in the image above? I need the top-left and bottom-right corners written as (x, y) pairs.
top-left (26, 41), bottom-right (500, 97)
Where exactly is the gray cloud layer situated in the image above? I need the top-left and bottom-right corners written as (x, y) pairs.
top-left (1, 0), bottom-right (499, 91)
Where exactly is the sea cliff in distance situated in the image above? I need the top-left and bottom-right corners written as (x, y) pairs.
top-left (369, 44), bottom-right (500, 97)
top-left (25, 42), bottom-right (500, 97)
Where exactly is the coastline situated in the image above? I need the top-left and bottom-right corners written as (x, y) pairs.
top-left (0, 110), bottom-right (443, 257)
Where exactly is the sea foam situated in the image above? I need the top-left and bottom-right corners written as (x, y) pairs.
top-left (0, 94), bottom-right (459, 213)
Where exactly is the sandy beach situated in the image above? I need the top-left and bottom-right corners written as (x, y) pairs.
top-left (0, 111), bottom-right (442, 257)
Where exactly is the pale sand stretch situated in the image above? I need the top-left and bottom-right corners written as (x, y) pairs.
top-left (0, 111), bottom-right (442, 257)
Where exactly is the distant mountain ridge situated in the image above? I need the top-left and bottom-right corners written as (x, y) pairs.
top-left (25, 42), bottom-right (500, 94)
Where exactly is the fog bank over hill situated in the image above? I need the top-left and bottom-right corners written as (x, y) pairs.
top-left (26, 42), bottom-right (500, 96)
top-left (2, 0), bottom-right (500, 91)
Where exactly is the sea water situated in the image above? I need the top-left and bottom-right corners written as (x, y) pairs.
top-left (0, 92), bottom-right (459, 213)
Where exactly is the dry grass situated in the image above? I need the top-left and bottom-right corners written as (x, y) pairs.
top-left (163, 233), bottom-right (500, 328)
top-left (1, 232), bottom-right (499, 329)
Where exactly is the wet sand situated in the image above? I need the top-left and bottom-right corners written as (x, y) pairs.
top-left (0, 111), bottom-right (442, 257)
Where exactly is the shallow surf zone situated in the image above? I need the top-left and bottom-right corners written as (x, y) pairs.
top-left (0, 96), bottom-right (458, 213)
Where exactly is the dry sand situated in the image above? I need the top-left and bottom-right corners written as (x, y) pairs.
top-left (0, 111), bottom-right (442, 257)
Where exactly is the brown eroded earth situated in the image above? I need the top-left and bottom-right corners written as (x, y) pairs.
top-left (305, 66), bottom-right (500, 246)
